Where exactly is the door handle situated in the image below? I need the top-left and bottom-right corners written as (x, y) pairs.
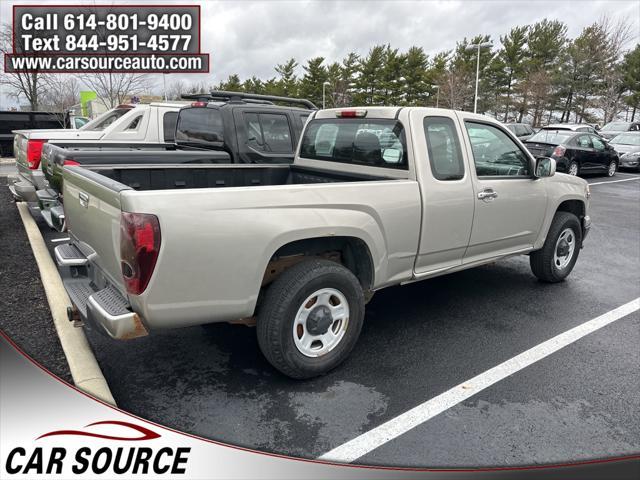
top-left (478, 189), bottom-right (498, 200)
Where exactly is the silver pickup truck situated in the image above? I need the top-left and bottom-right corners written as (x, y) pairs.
top-left (56, 107), bottom-right (591, 379)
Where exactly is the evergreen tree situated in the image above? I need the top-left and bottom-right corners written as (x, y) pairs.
top-left (275, 58), bottom-right (298, 97)
top-left (299, 57), bottom-right (328, 107)
top-left (402, 46), bottom-right (430, 106)
top-left (353, 45), bottom-right (386, 105)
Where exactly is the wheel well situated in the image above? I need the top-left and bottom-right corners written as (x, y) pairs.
top-left (263, 237), bottom-right (374, 291)
top-left (557, 200), bottom-right (585, 219)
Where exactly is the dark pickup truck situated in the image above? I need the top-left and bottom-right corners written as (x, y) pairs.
top-left (36, 91), bottom-right (316, 231)
top-left (0, 110), bottom-right (88, 156)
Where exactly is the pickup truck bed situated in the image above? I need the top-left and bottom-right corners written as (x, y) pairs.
top-left (37, 143), bottom-right (232, 230)
top-left (81, 163), bottom-right (387, 190)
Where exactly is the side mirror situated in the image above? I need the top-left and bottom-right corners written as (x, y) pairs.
top-left (382, 148), bottom-right (402, 163)
top-left (534, 156), bottom-right (556, 178)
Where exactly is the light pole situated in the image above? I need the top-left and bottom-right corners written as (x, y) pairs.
top-left (322, 81), bottom-right (331, 109)
top-left (465, 41), bottom-right (493, 113)
top-left (162, 74), bottom-right (168, 101)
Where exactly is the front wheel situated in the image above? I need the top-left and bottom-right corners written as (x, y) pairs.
top-left (530, 212), bottom-right (582, 283)
top-left (257, 259), bottom-right (365, 379)
top-left (606, 160), bottom-right (617, 177)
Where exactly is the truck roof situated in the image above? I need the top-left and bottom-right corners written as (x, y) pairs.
top-left (314, 107), bottom-right (498, 123)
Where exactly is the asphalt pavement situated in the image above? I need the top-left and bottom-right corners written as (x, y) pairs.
top-left (2, 169), bottom-right (639, 467)
top-left (0, 182), bottom-right (72, 383)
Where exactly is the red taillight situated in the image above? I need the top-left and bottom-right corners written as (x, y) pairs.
top-left (26, 139), bottom-right (47, 169)
top-left (120, 212), bottom-right (161, 295)
top-left (336, 109), bottom-right (367, 118)
top-left (552, 145), bottom-right (566, 157)
top-left (64, 159), bottom-right (80, 166)
top-left (191, 101), bottom-right (208, 107)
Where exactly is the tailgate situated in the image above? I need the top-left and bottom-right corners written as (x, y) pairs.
top-left (63, 166), bottom-right (131, 295)
top-left (13, 133), bottom-right (29, 176)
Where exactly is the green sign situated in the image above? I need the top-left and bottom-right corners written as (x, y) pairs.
top-left (79, 91), bottom-right (97, 116)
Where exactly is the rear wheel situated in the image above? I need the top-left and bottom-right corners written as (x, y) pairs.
top-left (606, 160), bottom-right (617, 177)
top-left (257, 259), bottom-right (365, 379)
top-left (530, 212), bottom-right (582, 283)
top-left (568, 161), bottom-right (579, 176)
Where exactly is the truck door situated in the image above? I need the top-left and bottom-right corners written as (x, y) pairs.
top-left (459, 115), bottom-right (547, 263)
top-left (410, 109), bottom-right (475, 275)
top-left (233, 109), bottom-right (296, 163)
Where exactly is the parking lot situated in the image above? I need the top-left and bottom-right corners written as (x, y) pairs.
top-left (1, 163), bottom-right (639, 467)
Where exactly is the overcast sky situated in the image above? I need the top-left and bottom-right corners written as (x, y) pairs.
top-left (1, 0), bottom-right (639, 106)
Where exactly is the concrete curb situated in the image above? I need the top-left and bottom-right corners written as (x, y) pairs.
top-left (16, 202), bottom-right (116, 406)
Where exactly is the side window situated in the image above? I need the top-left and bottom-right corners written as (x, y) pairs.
top-left (244, 113), bottom-right (262, 149)
top-left (244, 113), bottom-right (293, 154)
top-left (125, 115), bottom-right (143, 131)
top-left (465, 122), bottom-right (531, 177)
top-left (423, 116), bottom-right (464, 180)
top-left (576, 135), bottom-right (592, 148)
top-left (591, 136), bottom-right (605, 151)
top-left (163, 111), bottom-right (178, 142)
top-left (576, 127), bottom-right (588, 132)
top-left (515, 125), bottom-right (528, 137)
top-left (260, 114), bottom-right (293, 153)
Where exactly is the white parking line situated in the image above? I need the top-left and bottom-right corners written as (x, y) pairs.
top-left (589, 177), bottom-right (640, 186)
top-left (318, 298), bottom-right (640, 463)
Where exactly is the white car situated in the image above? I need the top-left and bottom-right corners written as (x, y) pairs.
top-left (9, 102), bottom-right (185, 202)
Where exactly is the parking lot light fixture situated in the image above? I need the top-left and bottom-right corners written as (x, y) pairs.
top-left (465, 41), bottom-right (493, 113)
top-left (322, 81), bottom-right (331, 109)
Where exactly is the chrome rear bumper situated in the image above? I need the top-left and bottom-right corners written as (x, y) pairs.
top-left (54, 244), bottom-right (148, 340)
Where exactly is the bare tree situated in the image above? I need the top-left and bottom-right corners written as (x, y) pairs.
top-left (39, 75), bottom-right (81, 126)
top-left (78, 72), bottom-right (151, 108)
top-left (0, 23), bottom-right (48, 110)
top-left (166, 79), bottom-right (189, 100)
top-left (593, 15), bottom-right (634, 122)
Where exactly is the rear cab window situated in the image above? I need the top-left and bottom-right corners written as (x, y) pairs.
top-left (300, 119), bottom-right (408, 169)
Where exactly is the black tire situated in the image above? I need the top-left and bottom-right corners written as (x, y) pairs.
top-left (606, 160), bottom-right (617, 177)
top-left (530, 211), bottom-right (582, 283)
top-left (257, 259), bottom-right (365, 379)
top-left (568, 161), bottom-right (579, 176)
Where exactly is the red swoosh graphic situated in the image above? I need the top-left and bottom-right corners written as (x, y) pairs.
top-left (37, 420), bottom-right (161, 441)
